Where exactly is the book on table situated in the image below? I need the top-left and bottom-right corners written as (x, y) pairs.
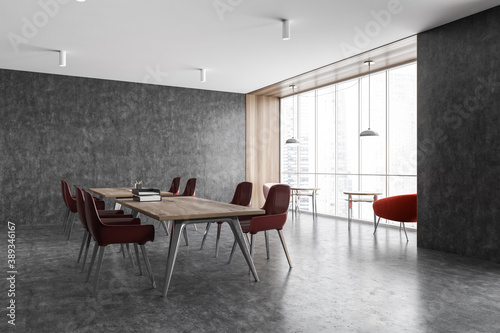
top-left (132, 188), bottom-right (160, 196)
top-left (133, 194), bottom-right (162, 202)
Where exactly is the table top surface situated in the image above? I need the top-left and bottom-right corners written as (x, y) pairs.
top-left (343, 191), bottom-right (382, 196)
top-left (291, 187), bottom-right (320, 191)
top-left (115, 196), bottom-right (265, 221)
top-left (88, 187), bottom-right (172, 198)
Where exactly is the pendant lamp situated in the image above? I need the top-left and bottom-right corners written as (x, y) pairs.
top-left (360, 60), bottom-right (379, 137)
top-left (286, 85), bottom-right (300, 145)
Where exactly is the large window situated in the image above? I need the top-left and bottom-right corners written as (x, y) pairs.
top-left (281, 62), bottom-right (417, 227)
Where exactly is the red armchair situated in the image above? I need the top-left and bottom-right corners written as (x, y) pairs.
top-left (83, 190), bottom-right (156, 296)
top-left (228, 184), bottom-right (292, 268)
top-left (372, 194), bottom-right (417, 241)
top-left (168, 177), bottom-right (181, 196)
top-left (200, 181), bottom-right (253, 257)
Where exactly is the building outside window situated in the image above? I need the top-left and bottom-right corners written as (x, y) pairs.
top-left (281, 62), bottom-right (417, 228)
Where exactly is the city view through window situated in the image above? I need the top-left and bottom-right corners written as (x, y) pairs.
top-left (281, 62), bottom-right (417, 227)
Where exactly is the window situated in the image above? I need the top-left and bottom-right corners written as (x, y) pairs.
top-left (280, 62), bottom-right (417, 227)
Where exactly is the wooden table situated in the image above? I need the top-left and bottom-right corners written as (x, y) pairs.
top-left (89, 187), bottom-right (172, 209)
top-left (343, 191), bottom-right (382, 231)
top-left (115, 196), bottom-right (265, 297)
top-left (291, 187), bottom-right (320, 216)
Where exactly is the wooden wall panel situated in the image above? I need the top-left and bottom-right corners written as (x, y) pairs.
top-left (246, 94), bottom-right (280, 208)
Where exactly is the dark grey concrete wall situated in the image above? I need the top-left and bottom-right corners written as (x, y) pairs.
top-left (417, 6), bottom-right (500, 262)
top-left (0, 69), bottom-right (246, 225)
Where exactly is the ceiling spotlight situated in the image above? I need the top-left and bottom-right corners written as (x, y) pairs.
top-left (200, 69), bottom-right (206, 82)
top-left (59, 50), bottom-right (66, 67)
top-left (282, 19), bottom-right (290, 40)
top-left (76, 0), bottom-right (86, 2)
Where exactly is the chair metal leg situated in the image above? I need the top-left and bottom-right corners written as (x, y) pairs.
top-left (215, 223), bottom-right (222, 258)
top-left (277, 230), bottom-right (293, 268)
top-left (133, 243), bottom-right (143, 276)
top-left (161, 220), bottom-right (170, 236)
top-left (92, 246), bottom-right (106, 297)
top-left (67, 213), bottom-right (78, 241)
top-left (77, 231), bottom-right (87, 263)
top-left (140, 245), bottom-right (156, 288)
top-left (183, 227), bottom-right (189, 246)
top-left (373, 217), bottom-right (381, 235)
top-left (126, 244), bottom-right (135, 268)
top-left (85, 241), bottom-right (99, 282)
top-left (264, 230), bottom-right (270, 259)
top-left (193, 224), bottom-right (198, 231)
top-left (62, 207), bottom-right (70, 228)
top-left (250, 234), bottom-right (255, 258)
top-left (200, 222), bottom-right (211, 250)
top-left (120, 244), bottom-right (126, 258)
top-left (402, 223), bottom-right (409, 242)
top-left (81, 233), bottom-right (92, 272)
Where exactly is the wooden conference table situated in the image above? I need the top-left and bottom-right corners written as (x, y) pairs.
top-left (115, 196), bottom-right (265, 297)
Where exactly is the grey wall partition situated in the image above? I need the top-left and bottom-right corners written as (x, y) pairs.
top-left (417, 6), bottom-right (500, 263)
top-left (0, 69), bottom-right (246, 225)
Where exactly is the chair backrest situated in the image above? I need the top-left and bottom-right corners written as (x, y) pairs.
top-left (62, 179), bottom-right (78, 213)
top-left (74, 186), bottom-right (89, 231)
top-left (230, 182), bottom-right (253, 206)
top-left (60, 179), bottom-right (68, 207)
top-left (263, 183), bottom-right (280, 200)
top-left (181, 178), bottom-right (197, 196)
top-left (262, 184), bottom-right (291, 215)
top-left (168, 177), bottom-right (181, 195)
top-left (372, 194), bottom-right (417, 223)
top-left (84, 190), bottom-right (105, 245)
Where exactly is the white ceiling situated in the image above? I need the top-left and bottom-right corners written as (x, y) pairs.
top-left (1, 0), bottom-right (499, 94)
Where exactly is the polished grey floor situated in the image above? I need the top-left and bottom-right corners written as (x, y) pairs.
top-left (6, 212), bottom-right (500, 333)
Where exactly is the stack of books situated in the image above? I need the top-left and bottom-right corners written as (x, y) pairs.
top-left (132, 188), bottom-right (162, 202)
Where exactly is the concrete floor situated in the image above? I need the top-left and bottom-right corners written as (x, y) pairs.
top-left (6, 213), bottom-right (500, 333)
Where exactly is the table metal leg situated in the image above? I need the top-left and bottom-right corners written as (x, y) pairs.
top-left (226, 217), bottom-right (259, 282)
top-left (347, 195), bottom-right (352, 230)
top-left (373, 194), bottom-right (378, 232)
top-left (162, 221), bottom-right (186, 297)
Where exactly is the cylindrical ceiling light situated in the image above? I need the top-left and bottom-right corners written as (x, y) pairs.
top-left (59, 50), bottom-right (66, 67)
top-left (282, 19), bottom-right (290, 40)
top-left (200, 69), bottom-right (206, 82)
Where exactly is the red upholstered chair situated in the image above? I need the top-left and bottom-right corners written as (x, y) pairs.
top-left (228, 184), bottom-right (292, 268)
top-left (180, 178), bottom-right (197, 196)
top-left (60, 179), bottom-right (72, 228)
top-left (74, 186), bottom-right (136, 272)
top-left (168, 177), bottom-right (181, 196)
top-left (84, 190), bottom-right (156, 296)
top-left (200, 181), bottom-right (253, 257)
top-left (372, 194), bottom-right (417, 242)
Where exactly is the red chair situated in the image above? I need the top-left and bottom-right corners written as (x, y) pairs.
top-left (228, 184), bottom-right (292, 268)
top-left (84, 190), bottom-right (156, 296)
top-left (180, 178), bottom-right (197, 196)
top-left (74, 186), bottom-right (136, 272)
top-left (200, 182), bottom-right (253, 257)
top-left (62, 179), bottom-right (124, 240)
top-left (168, 177), bottom-right (181, 196)
top-left (60, 179), bottom-right (72, 228)
top-left (372, 194), bottom-right (417, 242)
